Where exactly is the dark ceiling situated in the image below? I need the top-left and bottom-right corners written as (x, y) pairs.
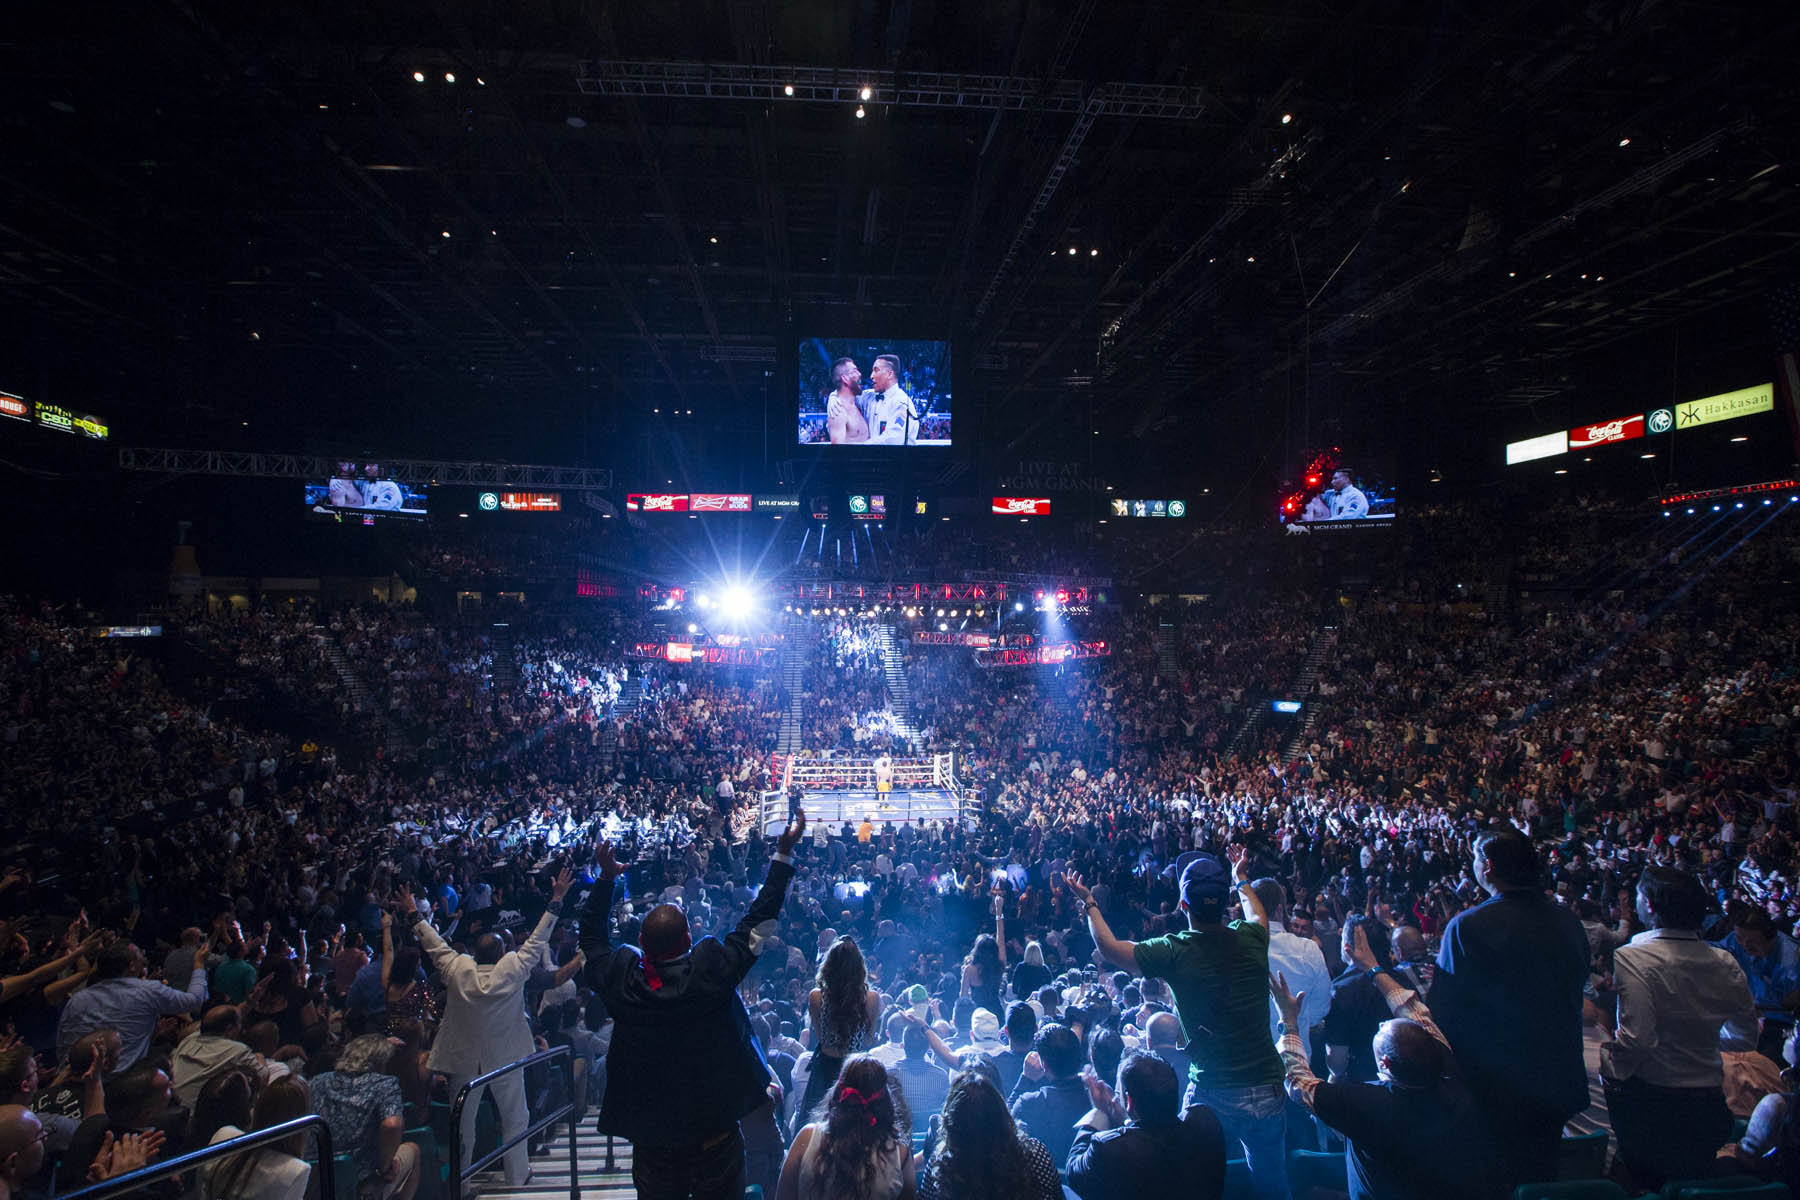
top-left (3, 0), bottom-right (1798, 491)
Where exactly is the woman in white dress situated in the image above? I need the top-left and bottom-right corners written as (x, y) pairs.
top-left (778, 1055), bottom-right (915, 1200)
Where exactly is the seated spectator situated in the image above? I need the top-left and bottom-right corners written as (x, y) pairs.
top-left (1067, 1051), bottom-right (1225, 1200)
top-left (29, 1030), bottom-right (117, 1151)
top-left (1009, 1024), bottom-right (1088, 1172)
top-left (55, 943), bottom-right (207, 1072)
top-left (188, 1069), bottom-right (252, 1151)
top-left (888, 1024), bottom-right (950, 1138)
top-left (171, 1006), bottom-right (259, 1109)
top-left (59, 1063), bottom-right (184, 1195)
top-left (308, 1034), bottom-right (419, 1200)
top-left (0, 1104), bottom-right (50, 1200)
top-left (776, 1055), bottom-right (914, 1200)
top-left (919, 1069), bottom-right (1060, 1200)
top-left (992, 1004), bottom-right (1036, 1100)
top-left (202, 1075), bottom-right (311, 1200)
top-left (1273, 923), bottom-right (1502, 1200)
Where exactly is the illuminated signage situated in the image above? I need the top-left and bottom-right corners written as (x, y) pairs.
top-left (1676, 382), bottom-right (1774, 430)
top-left (847, 494), bottom-right (886, 519)
top-left (1272, 700), bottom-right (1303, 714)
top-left (626, 493), bottom-right (690, 512)
top-left (94, 625), bottom-right (163, 639)
top-left (1112, 498), bottom-right (1185, 518)
top-left (1647, 407), bottom-right (1674, 435)
top-left (478, 492), bottom-right (500, 511)
top-left (1505, 431), bottom-right (1568, 465)
top-left (500, 491), bottom-right (561, 512)
top-left (1568, 414), bottom-right (1643, 449)
top-left (34, 402), bottom-right (73, 433)
top-left (0, 393), bottom-right (28, 422)
top-left (666, 642), bottom-right (696, 663)
top-left (992, 496), bottom-right (1051, 516)
top-left (754, 494), bottom-right (800, 511)
top-left (689, 493), bottom-right (752, 512)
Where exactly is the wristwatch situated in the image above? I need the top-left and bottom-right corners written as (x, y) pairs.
top-left (1365, 966), bottom-right (1388, 980)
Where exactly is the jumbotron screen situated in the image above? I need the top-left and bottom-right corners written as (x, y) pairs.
top-left (797, 338), bottom-right (951, 447)
top-left (305, 461), bottom-right (427, 519)
top-left (1278, 450), bottom-right (1396, 530)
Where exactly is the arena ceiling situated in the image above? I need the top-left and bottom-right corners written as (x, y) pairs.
top-left (3, 0), bottom-right (1798, 485)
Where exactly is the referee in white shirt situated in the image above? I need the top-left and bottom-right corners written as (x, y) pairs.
top-left (1600, 866), bottom-right (1759, 1190)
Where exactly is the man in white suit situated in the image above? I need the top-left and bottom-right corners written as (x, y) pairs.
top-left (398, 868), bottom-right (573, 1188)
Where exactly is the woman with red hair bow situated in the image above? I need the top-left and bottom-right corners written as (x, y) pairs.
top-left (777, 1054), bottom-right (915, 1200)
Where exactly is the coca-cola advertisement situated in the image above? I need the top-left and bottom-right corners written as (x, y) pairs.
top-left (1568, 413), bottom-right (1644, 449)
top-left (626, 493), bottom-right (690, 512)
top-left (991, 496), bottom-right (1052, 516)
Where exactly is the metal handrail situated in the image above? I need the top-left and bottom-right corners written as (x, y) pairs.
top-left (58, 1115), bottom-right (335, 1200)
top-left (448, 1043), bottom-right (579, 1200)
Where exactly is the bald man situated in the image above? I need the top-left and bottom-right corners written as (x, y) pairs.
top-left (0, 1104), bottom-right (47, 1200)
top-left (582, 812), bottom-right (806, 1200)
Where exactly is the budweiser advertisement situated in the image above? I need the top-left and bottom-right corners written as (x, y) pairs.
top-left (991, 496), bottom-right (1051, 516)
top-left (689, 493), bottom-right (753, 512)
top-left (626, 493), bottom-right (690, 513)
top-left (1568, 414), bottom-right (1644, 450)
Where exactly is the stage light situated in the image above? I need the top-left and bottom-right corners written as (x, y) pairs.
top-left (1713, 505), bottom-right (1722, 512)
top-left (413, 71), bottom-right (425, 83)
top-left (1662, 511), bottom-right (1671, 518)
top-left (1618, 137), bottom-right (1631, 147)
top-left (1281, 113), bottom-right (1292, 124)
top-left (1090, 248), bottom-right (1099, 256)
top-left (1015, 602), bottom-right (1024, 612)
top-left (721, 587), bottom-right (754, 620)
top-left (855, 106), bottom-right (865, 119)
top-left (860, 86), bottom-right (872, 101)
top-left (1766, 499), bottom-right (1774, 506)
top-left (444, 72), bottom-right (456, 83)
top-left (784, 84), bottom-right (795, 96)
top-left (1736, 502), bottom-right (1745, 508)
top-left (441, 230), bottom-right (451, 238)
top-left (938, 623), bottom-right (948, 632)
top-left (696, 593), bottom-right (713, 609)
top-left (1686, 508), bottom-right (1695, 515)
top-left (687, 623), bottom-right (698, 634)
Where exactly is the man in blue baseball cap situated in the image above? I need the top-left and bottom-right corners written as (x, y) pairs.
top-left (1069, 844), bottom-right (1287, 1200)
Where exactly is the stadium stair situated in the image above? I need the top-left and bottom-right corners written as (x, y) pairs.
top-left (320, 635), bottom-right (375, 713)
top-left (776, 613), bottom-right (816, 755)
top-left (492, 634), bottom-right (520, 689)
top-left (872, 624), bottom-right (920, 743)
top-left (1279, 624), bottom-right (1338, 763)
top-left (467, 1125), bottom-right (636, 1199)
top-left (1155, 621), bottom-right (1180, 682)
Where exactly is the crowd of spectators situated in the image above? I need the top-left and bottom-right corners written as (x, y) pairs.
top-left (1, 498), bottom-right (1798, 1199)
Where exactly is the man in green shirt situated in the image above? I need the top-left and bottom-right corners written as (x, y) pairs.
top-left (1069, 845), bottom-right (1289, 1200)
top-left (212, 940), bottom-right (257, 1005)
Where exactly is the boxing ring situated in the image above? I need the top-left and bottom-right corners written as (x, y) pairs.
top-left (760, 751), bottom-right (977, 834)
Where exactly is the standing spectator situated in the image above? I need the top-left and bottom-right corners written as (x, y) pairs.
top-left (401, 868), bottom-right (571, 1190)
top-left (1430, 829), bottom-right (1590, 1188)
top-left (1067, 1051), bottom-right (1226, 1200)
top-left (800, 937), bottom-right (884, 1119)
top-left (776, 1055), bottom-right (914, 1200)
top-left (993, 1004), bottom-right (1037, 1100)
top-left (1251, 879), bottom-right (1331, 1057)
top-left (1070, 848), bottom-right (1288, 1200)
top-left (1321, 917), bottom-right (1391, 1084)
top-left (919, 1069), bottom-right (1061, 1200)
top-left (55, 943), bottom-right (207, 1072)
top-left (214, 940), bottom-right (258, 1006)
top-left (1273, 923), bottom-right (1502, 1200)
top-left (1721, 911), bottom-right (1800, 1060)
top-left (582, 813), bottom-right (807, 1200)
top-left (309, 1034), bottom-right (420, 1200)
top-left (1601, 867), bottom-right (1760, 1190)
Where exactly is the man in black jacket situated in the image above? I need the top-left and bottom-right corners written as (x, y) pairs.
top-left (580, 811), bottom-right (805, 1200)
top-left (1067, 1051), bottom-right (1225, 1200)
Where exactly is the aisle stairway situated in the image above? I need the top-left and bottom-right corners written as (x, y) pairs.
top-left (1154, 621), bottom-right (1180, 682)
top-left (872, 624), bottom-right (919, 743)
top-left (467, 1124), bottom-right (635, 1199)
top-left (1280, 625), bottom-right (1339, 764)
top-left (321, 635), bottom-right (374, 713)
top-left (776, 615), bottom-right (816, 754)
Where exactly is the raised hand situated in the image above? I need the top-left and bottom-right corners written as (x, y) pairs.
top-left (395, 886), bottom-right (417, 918)
top-left (1064, 871), bottom-right (1095, 906)
top-left (1269, 970), bottom-right (1306, 1026)
top-left (1226, 844), bottom-right (1251, 882)
top-left (550, 867), bottom-right (575, 903)
top-left (777, 810), bottom-right (808, 855)
top-left (592, 839), bottom-right (624, 879)
top-left (1348, 921), bottom-right (1379, 972)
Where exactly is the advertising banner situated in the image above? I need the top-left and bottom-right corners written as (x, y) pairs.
top-left (1675, 382), bottom-right (1774, 430)
top-left (991, 496), bottom-right (1052, 516)
top-left (626, 493), bottom-right (690, 512)
top-left (1568, 414), bottom-right (1644, 449)
top-left (690, 493), bottom-right (753, 512)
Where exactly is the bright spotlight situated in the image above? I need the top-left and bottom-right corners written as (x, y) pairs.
top-left (687, 623), bottom-right (698, 634)
top-left (1015, 602), bottom-right (1024, 612)
top-left (722, 587), bottom-right (754, 620)
top-left (695, 593), bottom-right (713, 609)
